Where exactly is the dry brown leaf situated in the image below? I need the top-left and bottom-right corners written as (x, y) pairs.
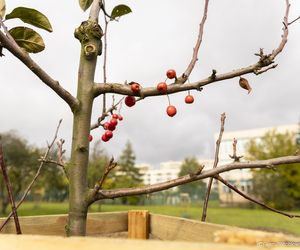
top-left (239, 77), bottom-right (252, 94)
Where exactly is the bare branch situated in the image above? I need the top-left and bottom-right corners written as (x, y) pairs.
top-left (89, 0), bottom-right (103, 21)
top-left (0, 31), bottom-right (79, 112)
top-left (93, 1), bottom-right (290, 99)
top-left (216, 175), bottom-right (300, 218)
top-left (270, 0), bottom-right (290, 60)
top-left (182, 0), bottom-right (210, 82)
top-left (229, 138), bottom-right (243, 162)
top-left (0, 144), bottom-right (22, 234)
top-left (202, 113), bottom-right (226, 221)
top-left (91, 60), bottom-right (274, 98)
top-left (0, 119), bottom-right (63, 232)
top-left (91, 155), bottom-right (300, 202)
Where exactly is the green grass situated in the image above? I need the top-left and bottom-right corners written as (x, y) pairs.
top-left (3, 202), bottom-right (300, 236)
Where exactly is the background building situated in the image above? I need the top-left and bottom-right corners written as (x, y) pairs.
top-left (215, 123), bottom-right (299, 205)
top-left (137, 160), bottom-right (214, 186)
top-left (135, 123), bottom-right (299, 205)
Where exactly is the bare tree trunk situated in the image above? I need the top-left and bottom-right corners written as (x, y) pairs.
top-left (67, 20), bottom-right (102, 236)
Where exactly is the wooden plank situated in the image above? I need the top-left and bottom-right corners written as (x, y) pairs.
top-left (150, 214), bottom-right (300, 246)
top-left (128, 210), bottom-right (149, 239)
top-left (150, 213), bottom-right (235, 242)
top-left (0, 214), bottom-right (67, 236)
top-left (0, 234), bottom-right (265, 250)
top-left (87, 212), bottom-right (128, 236)
top-left (0, 212), bottom-right (128, 236)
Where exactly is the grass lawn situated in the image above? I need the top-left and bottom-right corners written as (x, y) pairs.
top-left (3, 202), bottom-right (300, 236)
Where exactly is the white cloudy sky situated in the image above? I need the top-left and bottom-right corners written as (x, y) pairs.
top-left (0, 0), bottom-right (300, 167)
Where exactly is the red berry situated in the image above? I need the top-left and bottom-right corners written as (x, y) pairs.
top-left (101, 134), bottom-right (109, 142)
top-left (89, 135), bottom-right (93, 142)
top-left (157, 82), bottom-right (168, 93)
top-left (166, 105), bottom-right (177, 117)
top-left (118, 115), bottom-right (123, 121)
top-left (112, 114), bottom-right (119, 119)
top-left (103, 122), bottom-right (110, 130)
top-left (105, 130), bottom-right (113, 139)
top-left (166, 69), bottom-right (176, 79)
top-left (185, 95), bottom-right (194, 104)
top-left (131, 83), bottom-right (140, 93)
top-left (125, 96), bottom-right (136, 107)
top-left (107, 123), bottom-right (116, 131)
top-left (110, 118), bottom-right (118, 126)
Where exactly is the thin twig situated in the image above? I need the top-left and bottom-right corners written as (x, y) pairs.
top-left (254, 64), bottom-right (278, 75)
top-left (270, 0), bottom-right (290, 60)
top-left (90, 97), bottom-right (124, 130)
top-left (56, 139), bottom-right (68, 178)
top-left (0, 18), bottom-right (20, 48)
top-left (39, 158), bottom-right (65, 168)
top-left (0, 119), bottom-right (62, 232)
top-left (216, 175), bottom-right (300, 218)
top-left (57, 139), bottom-right (65, 164)
top-left (102, 1), bottom-right (109, 115)
top-left (94, 157), bottom-right (117, 192)
top-left (0, 144), bottom-right (22, 234)
top-left (182, 0), bottom-right (210, 82)
top-left (229, 138), bottom-right (243, 162)
top-left (288, 15), bottom-right (300, 26)
top-left (201, 113), bottom-right (226, 221)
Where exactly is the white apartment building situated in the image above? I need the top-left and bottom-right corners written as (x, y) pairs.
top-left (215, 123), bottom-right (299, 204)
top-left (136, 159), bottom-right (214, 186)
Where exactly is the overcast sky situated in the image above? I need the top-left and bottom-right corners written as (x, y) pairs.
top-left (0, 0), bottom-right (300, 167)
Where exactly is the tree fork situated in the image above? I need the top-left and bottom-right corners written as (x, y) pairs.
top-left (67, 20), bottom-right (103, 236)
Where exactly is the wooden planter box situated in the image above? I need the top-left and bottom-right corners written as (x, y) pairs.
top-left (0, 211), bottom-right (299, 250)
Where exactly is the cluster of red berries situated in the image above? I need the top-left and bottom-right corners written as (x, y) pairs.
top-left (89, 113), bottom-right (123, 143)
top-left (158, 69), bottom-right (195, 117)
top-left (123, 69), bottom-right (195, 118)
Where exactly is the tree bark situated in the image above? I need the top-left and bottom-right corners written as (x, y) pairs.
top-left (67, 20), bottom-right (102, 236)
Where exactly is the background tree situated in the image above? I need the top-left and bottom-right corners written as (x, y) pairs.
top-left (0, 131), bottom-right (38, 215)
top-left (115, 141), bottom-right (143, 205)
top-left (0, 131), bottom-right (69, 214)
top-left (88, 141), bottom-right (114, 190)
top-left (246, 130), bottom-right (300, 210)
top-left (178, 157), bottom-right (206, 200)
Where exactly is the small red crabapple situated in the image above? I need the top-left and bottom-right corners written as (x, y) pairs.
top-left (157, 82), bottom-right (168, 93)
top-left (185, 95), bottom-right (194, 104)
top-left (125, 96), bottom-right (136, 107)
top-left (112, 114), bottom-right (119, 119)
top-left (107, 123), bottom-right (116, 131)
top-left (166, 105), bottom-right (177, 117)
top-left (166, 69), bottom-right (176, 79)
top-left (89, 135), bottom-right (93, 142)
top-left (131, 83), bottom-right (140, 93)
top-left (105, 130), bottom-right (113, 139)
top-left (103, 122), bottom-right (110, 130)
top-left (118, 115), bottom-right (123, 121)
top-left (101, 134), bottom-right (109, 142)
top-left (110, 118), bottom-right (118, 126)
